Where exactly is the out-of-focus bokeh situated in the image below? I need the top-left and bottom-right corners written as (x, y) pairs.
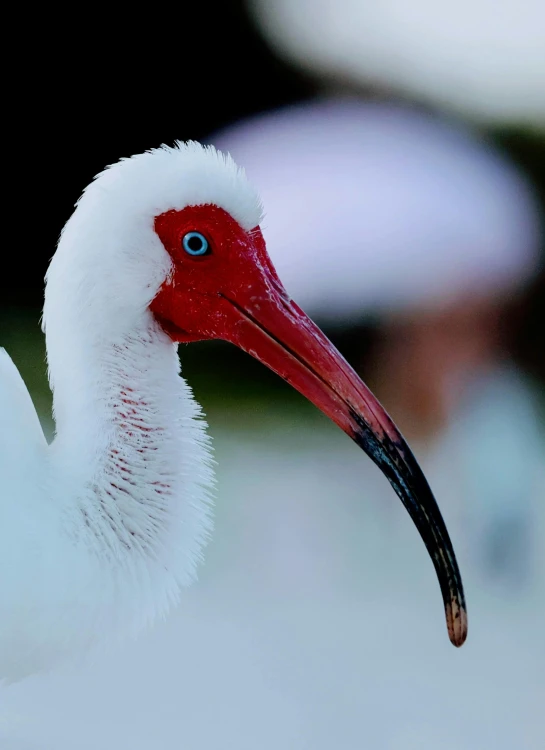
top-left (249, 0), bottom-right (545, 125)
top-left (2, 2), bottom-right (544, 749)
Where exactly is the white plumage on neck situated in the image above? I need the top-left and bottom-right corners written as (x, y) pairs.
top-left (48, 318), bottom-right (214, 582)
top-left (1, 141), bottom-right (262, 681)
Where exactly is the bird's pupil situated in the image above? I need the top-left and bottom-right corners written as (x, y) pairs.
top-left (187, 235), bottom-right (203, 252)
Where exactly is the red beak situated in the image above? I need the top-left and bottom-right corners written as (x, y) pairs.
top-left (215, 280), bottom-right (467, 647)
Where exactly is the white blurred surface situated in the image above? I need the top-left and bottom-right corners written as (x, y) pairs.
top-left (249, 0), bottom-right (545, 124)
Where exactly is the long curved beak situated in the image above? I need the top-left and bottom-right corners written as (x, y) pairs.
top-left (219, 282), bottom-right (467, 647)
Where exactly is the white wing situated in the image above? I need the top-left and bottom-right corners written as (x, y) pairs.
top-left (0, 348), bottom-right (47, 468)
top-left (0, 349), bottom-right (51, 681)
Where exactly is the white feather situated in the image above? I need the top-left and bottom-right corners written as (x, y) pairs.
top-left (0, 142), bottom-right (260, 681)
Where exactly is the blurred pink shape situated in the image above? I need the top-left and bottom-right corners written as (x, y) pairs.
top-left (213, 100), bottom-right (542, 322)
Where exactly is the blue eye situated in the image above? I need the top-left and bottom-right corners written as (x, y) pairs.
top-left (182, 231), bottom-right (210, 256)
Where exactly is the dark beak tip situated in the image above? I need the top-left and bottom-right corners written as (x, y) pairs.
top-left (447, 602), bottom-right (468, 647)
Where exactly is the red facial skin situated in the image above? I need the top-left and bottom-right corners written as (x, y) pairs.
top-left (150, 204), bottom-right (467, 647)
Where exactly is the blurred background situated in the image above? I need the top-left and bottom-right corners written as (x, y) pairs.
top-left (1, 2), bottom-right (544, 748)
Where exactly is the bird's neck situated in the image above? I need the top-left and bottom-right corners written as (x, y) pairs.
top-left (47, 316), bottom-right (213, 580)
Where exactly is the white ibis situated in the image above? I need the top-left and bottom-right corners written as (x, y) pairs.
top-left (0, 142), bottom-right (466, 682)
